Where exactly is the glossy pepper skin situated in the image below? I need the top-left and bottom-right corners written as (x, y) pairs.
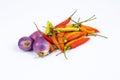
top-left (64, 37), bottom-right (90, 52)
top-left (55, 10), bottom-right (77, 28)
top-left (64, 32), bottom-right (87, 42)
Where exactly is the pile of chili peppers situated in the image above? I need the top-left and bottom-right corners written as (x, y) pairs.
top-left (19, 10), bottom-right (107, 59)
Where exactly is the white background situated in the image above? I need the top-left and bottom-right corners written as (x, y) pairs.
top-left (0, 0), bottom-right (120, 80)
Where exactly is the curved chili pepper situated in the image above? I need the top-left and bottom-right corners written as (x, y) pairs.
top-left (55, 10), bottom-right (77, 28)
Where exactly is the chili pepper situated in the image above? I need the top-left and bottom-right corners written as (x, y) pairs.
top-left (45, 21), bottom-right (54, 35)
top-left (51, 33), bottom-right (61, 50)
top-left (80, 27), bottom-right (95, 34)
top-left (69, 37), bottom-right (90, 48)
top-left (52, 33), bottom-right (67, 59)
top-left (65, 24), bottom-right (74, 28)
top-left (57, 32), bottom-right (65, 51)
top-left (49, 43), bottom-right (55, 52)
top-left (64, 32), bottom-right (87, 42)
top-left (54, 28), bottom-right (80, 32)
top-left (43, 34), bottom-right (53, 43)
top-left (80, 24), bottom-right (100, 33)
top-left (64, 32), bottom-right (78, 39)
top-left (64, 37), bottom-right (90, 52)
top-left (65, 36), bottom-right (84, 47)
top-left (55, 10), bottom-right (77, 28)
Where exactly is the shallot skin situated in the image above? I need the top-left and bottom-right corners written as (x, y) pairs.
top-left (33, 36), bottom-right (49, 57)
top-left (18, 37), bottom-right (33, 51)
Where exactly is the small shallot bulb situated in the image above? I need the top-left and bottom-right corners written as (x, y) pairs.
top-left (33, 36), bottom-right (49, 57)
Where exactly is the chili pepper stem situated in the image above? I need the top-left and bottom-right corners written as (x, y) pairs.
top-left (88, 33), bottom-right (108, 38)
top-left (69, 9), bottom-right (78, 18)
top-left (64, 53), bottom-right (68, 60)
top-left (56, 52), bottom-right (62, 56)
top-left (33, 22), bottom-right (43, 35)
top-left (63, 47), bottom-right (68, 60)
top-left (71, 15), bottom-right (96, 26)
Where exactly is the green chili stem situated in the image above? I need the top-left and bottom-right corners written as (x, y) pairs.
top-left (33, 22), bottom-right (43, 35)
top-left (71, 15), bottom-right (96, 26)
top-left (63, 47), bottom-right (68, 60)
top-left (69, 9), bottom-right (78, 18)
top-left (88, 33), bottom-right (108, 38)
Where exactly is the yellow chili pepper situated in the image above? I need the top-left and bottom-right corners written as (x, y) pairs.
top-left (45, 21), bottom-right (53, 35)
top-left (65, 24), bottom-right (74, 28)
top-left (54, 28), bottom-right (80, 32)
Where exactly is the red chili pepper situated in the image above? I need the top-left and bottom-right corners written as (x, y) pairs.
top-left (69, 37), bottom-right (90, 48)
top-left (42, 34), bottom-right (53, 44)
top-left (64, 37), bottom-right (90, 52)
top-left (55, 10), bottom-right (77, 28)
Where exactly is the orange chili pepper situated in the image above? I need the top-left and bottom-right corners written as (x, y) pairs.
top-left (51, 33), bottom-right (61, 50)
top-left (64, 32), bottom-right (78, 38)
top-left (57, 32), bottom-right (65, 51)
top-left (64, 32), bottom-right (87, 42)
top-left (65, 36), bottom-right (84, 47)
top-left (49, 43), bottom-right (55, 52)
top-left (80, 24), bottom-right (100, 33)
top-left (80, 27), bottom-right (95, 34)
